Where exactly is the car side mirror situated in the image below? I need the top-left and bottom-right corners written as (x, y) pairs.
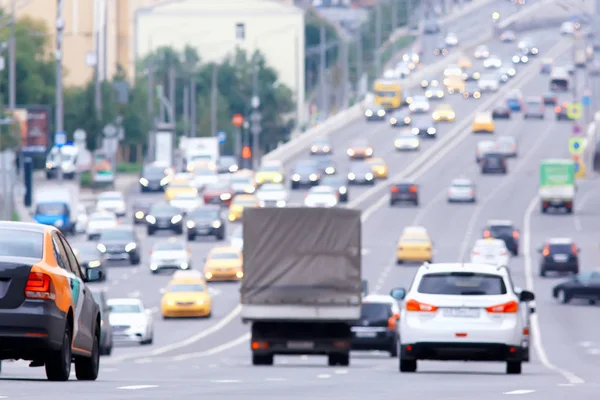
top-left (104, 306), bottom-right (111, 314)
top-left (519, 290), bottom-right (535, 302)
top-left (85, 268), bottom-right (103, 282)
top-left (390, 287), bottom-right (406, 300)
top-left (107, 305), bottom-right (113, 312)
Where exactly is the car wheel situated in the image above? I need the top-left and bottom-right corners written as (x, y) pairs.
top-left (557, 289), bottom-right (570, 304)
top-left (396, 259), bottom-right (403, 265)
top-left (45, 322), bottom-right (72, 381)
top-left (399, 358), bottom-right (417, 372)
top-left (506, 361), bottom-right (521, 375)
top-left (75, 326), bottom-right (100, 380)
top-left (147, 229), bottom-right (155, 236)
top-left (187, 234), bottom-right (195, 241)
top-left (390, 339), bottom-right (399, 357)
top-left (252, 354), bottom-right (274, 366)
top-left (539, 268), bottom-right (547, 277)
top-left (131, 256), bottom-right (141, 266)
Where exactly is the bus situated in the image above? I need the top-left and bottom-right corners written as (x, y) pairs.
top-left (550, 69), bottom-right (570, 91)
top-left (373, 79), bottom-right (402, 109)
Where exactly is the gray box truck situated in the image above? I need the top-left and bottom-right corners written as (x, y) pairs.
top-left (241, 207), bottom-right (362, 367)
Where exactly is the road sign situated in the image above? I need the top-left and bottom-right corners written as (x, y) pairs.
top-left (54, 131), bottom-right (66, 148)
top-left (103, 123), bottom-right (118, 138)
top-left (217, 131), bottom-right (227, 144)
top-left (572, 124), bottom-right (582, 135)
top-left (231, 114), bottom-right (244, 127)
top-left (567, 102), bottom-right (582, 120)
top-left (569, 137), bottom-right (585, 155)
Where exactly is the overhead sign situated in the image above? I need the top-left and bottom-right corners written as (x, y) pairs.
top-left (569, 137), bottom-right (585, 155)
top-left (567, 102), bottom-right (582, 120)
top-left (217, 131), bottom-right (227, 144)
top-left (54, 131), bottom-right (66, 148)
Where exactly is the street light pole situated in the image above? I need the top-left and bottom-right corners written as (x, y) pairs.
top-left (250, 60), bottom-right (261, 170)
top-left (8, 0), bottom-right (16, 112)
top-left (55, 0), bottom-right (65, 181)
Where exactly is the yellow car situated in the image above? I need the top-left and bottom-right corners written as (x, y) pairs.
top-left (396, 226), bottom-right (433, 263)
top-left (255, 161), bottom-right (284, 186)
top-left (458, 56), bottom-right (472, 70)
top-left (444, 76), bottom-right (465, 94)
top-left (228, 194), bottom-right (259, 222)
top-left (472, 112), bottom-right (495, 133)
top-left (204, 246), bottom-right (244, 281)
top-left (432, 104), bottom-right (456, 122)
top-left (160, 274), bottom-right (212, 318)
top-left (165, 175), bottom-right (198, 201)
top-left (366, 157), bottom-right (388, 179)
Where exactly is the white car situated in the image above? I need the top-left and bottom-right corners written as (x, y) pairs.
top-left (443, 64), bottom-right (462, 78)
top-left (107, 298), bottom-right (154, 345)
top-left (409, 96), bottom-right (430, 113)
top-left (477, 74), bottom-right (499, 92)
top-left (304, 186), bottom-right (338, 208)
top-left (495, 136), bottom-right (518, 157)
top-left (391, 263), bottom-right (534, 374)
top-left (86, 211), bottom-right (118, 240)
top-left (395, 130), bottom-right (420, 151)
top-left (256, 183), bottom-right (289, 207)
top-left (96, 191), bottom-right (126, 216)
top-left (230, 225), bottom-right (243, 252)
top-left (470, 238), bottom-right (511, 267)
top-left (444, 32), bottom-right (458, 47)
top-left (395, 62), bottom-right (411, 78)
top-left (447, 178), bottom-right (476, 203)
top-left (192, 167), bottom-right (219, 190)
top-left (473, 45), bottom-right (490, 59)
top-left (149, 239), bottom-right (191, 273)
top-left (560, 21), bottom-right (575, 35)
top-left (476, 140), bottom-right (496, 162)
top-left (483, 55), bottom-right (502, 69)
top-left (74, 204), bottom-right (88, 233)
top-left (169, 193), bottom-right (204, 214)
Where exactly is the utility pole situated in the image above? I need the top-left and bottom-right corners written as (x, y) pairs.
top-left (146, 56), bottom-right (155, 162)
top-left (8, 0), bottom-right (15, 112)
top-left (168, 65), bottom-right (175, 120)
top-left (190, 77), bottom-right (197, 137)
top-left (340, 39), bottom-right (349, 110)
top-left (55, 0), bottom-right (65, 181)
top-left (94, 0), bottom-right (102, 147)
top-left (319, 25), bottom-right (328, 120)
top-left (355, 29), bottom-right (363, 98)
top-left (102, 0), bottom-right (108, 80)
top-left (183, 86), bottom-right (189, 137)
top-left (210, 64), bottom-right (218, 137)
top-left (250, 61), bottom-right (261, 170)
top-left (391, 0), bottom-right (397, 33)
top-left (374, 3), bottom-right (382, 79)
top-left (407, 0), bottom-right (413, 28)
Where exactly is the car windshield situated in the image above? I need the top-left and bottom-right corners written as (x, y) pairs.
top-left (35, 202), bottom-right (68, 215)
top-left (210, 252), bottom-right (239, 260)
top-left (234, 198), bottom-right (256, 205)
top-left (452, 182), bottom-right (472, 188)
top-left (205, 183), bottom-right (229, 191)
top-left (188, 208), bottom-right (219, 219)
top-left (352, 139), bottom-right (368, 147)
top-left (259, 184), bottom-right (284, 192)
top-left (413, 96), bottom-right (427, 103)
top-left (321, 177), bottom-right (344, 186)
top-left (218, 157), bottom-right (236, 166)
top-left (313, 139), bottom-right (328, 146)
top-left (143, 166), bottom-right (166, 178)
top-left (418, 272), bottom-right (507, 295)
top-left (99, 194), bottom-right (121, 201)
top-left (90, 214), bottom-right (115, 222)
top-left (231, 176), bottom-right (252, 184)
top-left (0, 229), bottom-right (43, 259)
top-left (168, 284), bottom-right (205, 293)
top-left (549, 244), bottom-right (572, 253)
top-left (350, 164), bottom-right (372, 173)
top-left (110, 303), bottom-right (142, 313)
top-left (150, 205), bottom-right (178, 214)
top-left (154, 242), bottom-right (186, 251)
top-left (489, 225), bottom-right (513, 236)
top-left (169, 181), bottom-right (191, 188)
top-left (295, 163), bottom-right (317, 172)
top-left (173, 195), bottom-right (198, 201)
top-left (194, 168), bottom-right (216, 177)
top-left (401, 237), bottom-right (429, 243)
top-left (360, 303), bottom-right (391, 323)
top-left (75, 244), bottom-right (100, 259)
top-left (310, 188), bottom-right (335, 195)
top-left (99, 229), bottom-right (134, 241)
top-left (259, 165), bottom-right (281, 172)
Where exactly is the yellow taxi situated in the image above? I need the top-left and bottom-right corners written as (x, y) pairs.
top-left (444, 76), bottom-right (465, 94)
top-left (472, 111), bottom-right (495, 133)
top-left (432, 104), bottom-right (456, 122)
top-left (204, 246), bottom-right (244, 281)
top-left (458, 56), bottom-right (472, 70)
top-left (228, 194), bottom-right (259, 222)
top-left (396, 226), bottom-right (433, 264)
top-left (160, 272), bottom-right (212, 318)
top-left (365, 157), bottom-right (388, 179)
top-left (165, 174), bottom-right (198, 201)
top-left (254, 161), bottom-right (284, 186)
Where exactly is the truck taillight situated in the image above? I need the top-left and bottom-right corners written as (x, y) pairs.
top-left (25, 272), bottom-right (55, 300)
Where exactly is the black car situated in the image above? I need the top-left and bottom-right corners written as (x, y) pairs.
top-left (411, 117), bottom-right (437, 138)
top-left (132, 201), bottom-right (153, 225)
top-left (312, 155), bottom-right (337, 176)
top-left (433, 41), bottom-right (448, 56)
top-left (542, 92), bottom-right (557, 105)
top-left (97, 226), bottom-right (141, 265)
top-left (347, 162), bottom-right (375, 185)
top-left (552, 272), bottom-right (600, 304)
top-left (390, 109), bottom-right (411, 127)
top-left (351, 296), bottom-right (400, 357)
top-left (291, 160), bottom-right (321, 189)
top-left (74, 242), bottom-right (107, 281)
top-left (310, 138), bottom-right (332, 155)
top-left (145, 203), bottom-right (185, 235)
top-left (364, 103), bottom-right (387, 121)
top-left (390, 182), bottom-right (419, 206)
top-left (462, 81), bottom-right (481, 99)
top-left (321, 175), bottom-right (348, 202)
top-left (186, 205), bottom-right (225, 241)
top-left (482, 220), bottom-right (519, 255)
top-left (492, 104), bottom-right (511, 119)
top-left (480, 153), bottom-right (507, 174)
top-left (217, 155), bottom-right (239, 174)
top-left (139, 162), bottom-right (171, 192)
top-left (555, 103), bottom-right (574, 120)
top-left (539, 238), bottom-right (580, 276)
top-left (91, 289), bottom-right (113, 355)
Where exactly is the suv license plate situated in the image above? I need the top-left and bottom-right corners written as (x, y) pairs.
top-left (443, 308), bottom-right (480, 318)
top-left (355, 332), bottom-right (377, 338)
top-left (286, 341), bottom-right (314, 350)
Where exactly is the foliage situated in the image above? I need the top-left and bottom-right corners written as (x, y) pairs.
top-left (304, 9), bottom-right (339, 92)
top-left (116, 162), bottom-right (142, 174)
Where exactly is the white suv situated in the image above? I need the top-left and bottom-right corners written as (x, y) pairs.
top-left (390, 263), bottom-right (535, 375)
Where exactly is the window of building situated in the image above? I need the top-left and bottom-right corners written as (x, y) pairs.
top-left (236, 23), bottom-right (245, 40)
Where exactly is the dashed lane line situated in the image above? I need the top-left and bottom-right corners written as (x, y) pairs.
top-left (503, 390), bottom-right (536, 395)
top-left (117, 385), bottom-right (158, 390)
top-left (317, 374), bottom-right (331, 379)
top-left (171, 332), bottom-right (250, 361)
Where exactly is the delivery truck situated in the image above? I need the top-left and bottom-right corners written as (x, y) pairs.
top-left (241, 207), bottom-right (362, 367)
top-left (539, 159), bottom-right (576, 213)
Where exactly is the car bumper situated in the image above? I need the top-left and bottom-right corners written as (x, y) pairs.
top-left (365, 115), bottom-right (386, 121)
top-left (391, 195), bottom-right (418, 204)
top-left (111, 330), bottom-right (147, 343)
top-left (351, 329), bottom-right (396, 351)
top-left (397, 250), bottom-right (431, 261)
top-left (148, 222), bottom-right (183, 231)
top-left (104, 251), bottom-right (135, 261)
top-left (401, 343), bottom-right (526, 362)
top-left (541, 261), bottom-right (578, 272)
top-left (189, 226), bottom-right (222, 236)
top-left (0, 301), bottom-right (66, 359)
top-left (482, 167), bottom-right (506, 173)
top-left (204, 270), bottom-right (243, 281)
top-left (448, 194), bottom-right (475, 202)
top-left (348, 178), bottom-right (374, 185)
top-left (162, 305), bottom-right (211, 318)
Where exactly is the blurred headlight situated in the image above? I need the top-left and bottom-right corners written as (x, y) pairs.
top-left (139, 178), bottom-right (149, 186)
top-left (171, 214), bottom-right (183, 224)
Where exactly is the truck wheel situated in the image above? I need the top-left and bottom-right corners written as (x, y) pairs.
top-left (506, 361), bottom-right (522, 374)
top-left (541, 204), bottom-right (547, 214)
top-left (399, 358), bottom-right (417, 372)
top-left (327, 353), bottom-right (348, 366)
top-left (252, 354), bottom-right (273, 366)
top-left (390, 339), bottom-right (399, 357)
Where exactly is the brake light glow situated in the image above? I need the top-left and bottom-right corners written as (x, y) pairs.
top-left (483, 230), bottom-right (491, 238)
top-left (571, 244), bottom-right (578, 254)
top-left (512, 231), bottom-right (519, 239)
top-left (25, 272), bottom-right (55, 300)
top-left (409, 186), bottom-right (418, 193)
top-left (388, 317), bottom-right (397, 330)
top-left (555, 106), bottom-right (561, 113)
top-left (472, 250), bottom-right (480, 255)
top-left (486, 301), bottom-right (518, 313)
top-left (391, 186), bottom-right (399, 192)
top-left (542, 245), bottom-right (550, 256)
top-left (405, 299), bottom-right (438, 312)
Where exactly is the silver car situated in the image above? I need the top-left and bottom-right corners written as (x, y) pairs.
top-left (394, 130), bottom-right (420, 151)
top-left (495, 136), bottom-right (518, 157)
top-left (523, 97), bottom-right (545, 119)
top-left (447, 178), bottom-right (476, 203)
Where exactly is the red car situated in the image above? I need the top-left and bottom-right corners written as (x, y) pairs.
top-left (202, 182), bottom-right (234, 206)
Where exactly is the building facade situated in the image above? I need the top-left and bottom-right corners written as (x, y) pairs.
top-left (134, 0), bottom-right (306, 126)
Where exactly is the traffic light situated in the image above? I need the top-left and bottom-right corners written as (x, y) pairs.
top-left (242, 146), bottom-right (251, 159)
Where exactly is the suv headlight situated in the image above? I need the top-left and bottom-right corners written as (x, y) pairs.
top-left (171, 215), bottom-right (183, 224)
top-left (139, 177), bottom-right (149, 186)
top-left (125, 242), bottom-right (137, 252)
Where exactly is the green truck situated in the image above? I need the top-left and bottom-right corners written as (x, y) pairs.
top-left (539, 159), bottom-right (576, 213)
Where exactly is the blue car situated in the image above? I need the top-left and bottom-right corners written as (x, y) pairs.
top-left (33, 200), bottom-right (75, 234)
top-left (506, 98), bottom-right (522, 111)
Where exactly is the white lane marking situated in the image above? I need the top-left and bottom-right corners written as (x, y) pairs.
top-left (117, 385), bottom-right (158, 390)
top-left (503, 390), bottom-right (535, 395)
top-left (172, 332), bottom-right (250, 361)
top-left (457, 124), bottom-right (552, 261)
top-left (373, 264), bottom-right (394, 294)
top-left (334, 369), bottom-right (349, 374)
top-left (574, 218), bottom-right (582, 231)
top-left (134, 358), bottom-right (152, 364)
top-left (523, 195), bottom-right (585, 385)
top-left (265, 378), bottom-right (287, 382)
top-left (300, 355), bottom-right (308, 360)
top-left (317, 374), bottom-right (331, 379)
top-left (208, 287), bottom-right (221, 296)
top-left (211, 380), bottom-right (241, 383)
top-left (579, 341), bottom-right (593, 348)
top-left (587, 348), bottom-right (600, 355)
top-left (128, 291), bottom-right (140, 298)
top-left (573, 188), bottom-right (599, 232)
top-left (557, 383), bottom-right (574, 387)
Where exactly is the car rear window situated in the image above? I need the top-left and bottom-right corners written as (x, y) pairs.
top-left (417, 272), bottom-right (507, 295)
top-left (360, 303), bottom-right (391, 322)
top-left (0, 230), bottom-right (43, 259)
top-left (490, 226), bottom-right (513, 236)
top-left (549, 244), bottom-right (572, 253)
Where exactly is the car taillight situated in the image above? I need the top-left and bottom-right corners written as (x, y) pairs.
top-left (25, 272), bottom-right (55, 300)
top-left (472, 250), bottom-right (480, 255)
top-left (409, 186), bottom-right (417, 193)
top-left (571, 244), bottom-right (578, 254)
top-left (486, 301), bottom-right (518, 313)
top-left (512, 231), bottom-right (519, 239)
top-left (554, 106), bottom-right (561, 113)
top-left (542, 245), bottom-right (550, 256)
top-left (483, 230), bottom-right (491, 238)
top-left (500, 250), bottom-right (509, 255)
top-left (388, 317), bottom-right (397, 330)
top-left (391, 186), bottom-right (399, 193)
top-left (405, 299), bottom-right (438, 312)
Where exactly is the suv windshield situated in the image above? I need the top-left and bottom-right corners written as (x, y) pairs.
top-left (418, 272), bottom-right (507, 295)
top-left (360, 303), bottom-right (391, 324)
